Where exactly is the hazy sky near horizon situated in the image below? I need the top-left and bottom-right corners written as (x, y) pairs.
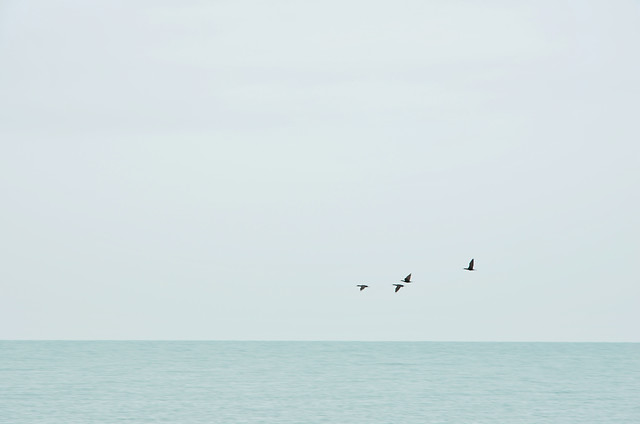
top-left (1, 0), bottom-right (638, 341)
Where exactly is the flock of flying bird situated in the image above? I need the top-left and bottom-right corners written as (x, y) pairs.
top-left (356, 259), bottom-right (475, 293)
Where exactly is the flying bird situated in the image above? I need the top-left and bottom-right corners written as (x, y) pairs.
top-left (401, 273), bottom-right (412, 283)
top-left (464, 259), bottom-right (475, 271)
top-left (393, 284), bottom-right (404, 293)
top-left (356, 285), bottom-right (369, 291)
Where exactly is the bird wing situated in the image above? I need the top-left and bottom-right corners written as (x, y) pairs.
top-left (405, 273), bottom-right (412, 282)
top-left (469, 259), bottom-right (474, 269)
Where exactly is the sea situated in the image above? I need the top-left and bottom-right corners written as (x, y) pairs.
top-left (1, 342), bottom-right (638, 423)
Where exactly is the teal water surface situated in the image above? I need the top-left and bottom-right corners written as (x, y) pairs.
top-left (1, 342), bottom-right (639, 423)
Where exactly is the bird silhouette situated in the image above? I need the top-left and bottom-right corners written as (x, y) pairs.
top-left (401, 273), bottom-right (412, 283)
top-left (393, 284), bottom-right (404, 293)
top-left (356, 285), bottom-right (369, 291)
top-left (464, 259), bottom-right (475, 271)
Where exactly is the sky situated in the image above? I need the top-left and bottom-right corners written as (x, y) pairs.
top-left (0, 0), bottom-right (638, 341)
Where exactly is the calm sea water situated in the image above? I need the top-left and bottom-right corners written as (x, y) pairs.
top-left (1, 342), bottom-right (638, 423)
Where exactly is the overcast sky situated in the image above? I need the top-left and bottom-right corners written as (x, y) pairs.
top-left (1, 0), bottom-right (638, 341)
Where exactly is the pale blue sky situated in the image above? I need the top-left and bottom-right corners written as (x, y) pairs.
top-left (1, 0), bottom-right (638, 340)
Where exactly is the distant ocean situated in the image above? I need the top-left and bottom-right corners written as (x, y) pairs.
top-left (1, 342), bottom-right (638, 423)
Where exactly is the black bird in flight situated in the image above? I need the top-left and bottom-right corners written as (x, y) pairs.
top-left (401, 273), bottom-right (412, 283)
top-left (393, 284), bottom-right (404, 293)
top-left (356, 285), bottom-right (369, 291)
top-left (464, 259), bottom-right (475, 271)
